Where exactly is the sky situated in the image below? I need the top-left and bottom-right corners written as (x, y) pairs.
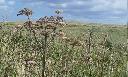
top-left (0, 0), bottom-right (127, 24)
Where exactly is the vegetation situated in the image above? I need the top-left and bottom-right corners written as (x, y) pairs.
top-left (0, 8), bottom-right (127, 77)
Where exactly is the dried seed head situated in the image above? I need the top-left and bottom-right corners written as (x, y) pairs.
top-left (55, 9), bottom-right (63, 14)
top-left (57, 30), bottom-right (65, 37)
top-left (17, 8), bottom-right (33, 16)
top-left (41, 30), bottom-right (50, 37)
top-left (45, 24), bottom-right (55, 29)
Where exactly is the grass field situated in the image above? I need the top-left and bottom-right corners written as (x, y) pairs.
top-left (0, 22), bottom-right (127, 77)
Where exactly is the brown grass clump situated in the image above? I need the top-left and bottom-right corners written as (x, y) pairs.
top-left (70, 40), bottom-right (83, 47)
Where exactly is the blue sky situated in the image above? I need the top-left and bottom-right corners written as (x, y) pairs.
top-left (0, 0), bottom-right (127, 24)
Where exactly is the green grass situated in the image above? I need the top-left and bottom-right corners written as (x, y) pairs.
top-left (0, 22), bottom-right (16, 26)
top-left (62, 25), bottom-right (127, 44)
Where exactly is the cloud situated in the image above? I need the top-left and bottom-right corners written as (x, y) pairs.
top-left (0, 0), bottom-right (5, 5)
top-left (0, 0), bottom-right (126, 24)
top-left (60, 0), bottom-right (127, 23)
top-left (0, 5), bottom-right (8, 10)
top-left (49, 3), bottom-right (68, 8)
top-left (90, 0), bottom-right (127, 11)
top-left (0, 0), bottom-right (5, 4)
top-left (20, 0), bottom-right (43, 2)
top-left (8, 1), bottom-right (15, 5)
top-left (17, 0), bottom-right (127, 13)
top-left (0, 0), bottom-right (8, 10)
top-left (0, 0), bottom-right (15, 20)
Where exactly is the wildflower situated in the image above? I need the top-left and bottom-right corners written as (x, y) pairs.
top-left (27, 60), bottom-right (36, 65)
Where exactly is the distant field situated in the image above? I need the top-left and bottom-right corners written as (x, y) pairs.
top-left (64, 24), bottom-right (127, 44)
top-left (0, 22), bottom-right (16, 26)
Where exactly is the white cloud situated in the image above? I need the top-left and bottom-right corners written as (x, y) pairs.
top-left (49, 3), bottom-right (68, 8)
top-left (60, 0), bottom-right (126, 24)
top-left (0, 5), bottom-right (8, 11)
top-left (8, 1), bottom-right (15, 5)
top-left (90, 0), bottom-right (127, 11)
top-left (48, 0), bottom-right (88, 8)
top-left (29, 1), bottom-right (44, 6)
top-left (0, 0), bottom-right (126, 24)
top-left (61, 3), bottom-right (67, 8)
top-left (73, 0), bottom-right (86, 5)
top-left (112, 0), bottom-right (127, 10)
top-left (0, 0), bottom-right (5, 3)
top-left (0, 0), bottom-right (8, 10)
top-left (77, 1), bottom-right (84, 5)
top-left (108, 16), bottom-right (121, 19)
